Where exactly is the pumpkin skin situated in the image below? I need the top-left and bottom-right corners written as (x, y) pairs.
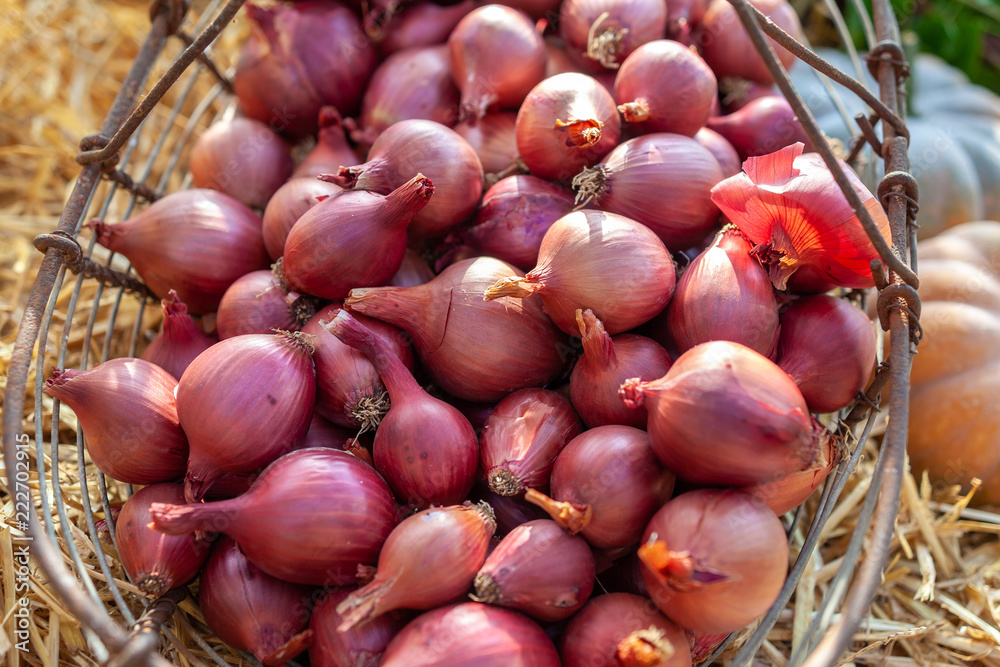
top-left (907, 221), bottom-right (1000, 505)
top-left (789, 51), bottom-right (1000, 238)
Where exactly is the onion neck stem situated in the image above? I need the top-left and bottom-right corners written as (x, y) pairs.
top-left (616, 627), bottom-right (675, 667)
top-left (524, 488), bottom-right (592, 534)
top-left (554, 118), bottom-right (604, 148)
top-left (617, 99), bottom-right (650, 124)
top-left (586, 11), bottom-right (628, 69)
top-left (483, 276), bottom-right (544, 301)
top-left (576, 308), bottom-right (617, 367)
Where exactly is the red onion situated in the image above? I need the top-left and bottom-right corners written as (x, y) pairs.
top-left (380, 0), bottom-right (477, 56)
top-left (87, 190), bottom-right (269, 314)
top-left (140, 290), bottom-right (215, 381)
top-left (43, 360), bottom-right (187, 484)
top-left (744, 431), bottom-right (840, 515)
top-left (473, 481), bottom-right (551, 537)
top-left (776, 294), bottom-right (877, 413)
top-left (189, 117), bottom-right (293, 209)
top-left (345, 256), bottom-right (568, 402)
top-left (293, 107), bottom-right (361, 179)
top-left (283, 174), bottom-right (434, 300)
top-left (561, 593), bottom-right (691, 667)
top-left (570, 309), bottom-right (673, 428)
top-left (310, 587), bottom-right (411, 666)
top-left (454, 112), bottom-right (520, 174)
top-left (705, 95), bottom-right (813, 161)
top-left (149, 448), bottom-right (397, 585)
top-left (114, 484), bottom-right (209, 596)
top-left (233, 2), bottom-right (377, 138)
top-left (473, 519), bottom-right (595, 621)
top-left (614, 40), bottom-right (717, 136)
top-left (457, 175), bottom-right (575, 271)
top-left (666, 0), bottom-right (708, 42)
top-left (596, 550), bottom-right (648, 596)
top-left (694, 126), bottom-right (741, 177)
top-left (300, 412), bottom-right (355, 450)
top-left (305, 304), bottom-right (414, 431)
top-left (352, 45), bottom-right (461, 147)
top-left (516, 73), bottom-right (621, 183)
top-left (388, 247), bottom-right (435, 287)
top-left (697, 0), bottom-right (802, 85)
top-left (621, 340), bottom-right (821, 486)
top-left (639, 489), bottom-right (788, 633)
top-left (481, 388), bottom-right (583, 496)
top-left (711, 143), bottom-right (891, 292)
top-left (503, 0), bottom-right (563, 19)
top-left (262, 177), bottom-right (344, 261)
top-left (202, 473), bottom-right (257, 501)
top-left (199, 536), bottom-right (314, 665)
top-left (527, 425), bottom-right (675, 549)
top-left (216, 269), bottom-right (314, 339)
top-left (449, 5), bottom-right (547, 123)
top-left (570, 134), bottom-right (723, 251)
top-left (559, 0), bottom-right (667, 71)
top-left (177, 331), bottom-right (316, 501)
top-left (665, 227), bottom-right (779, 357)
top-left (323, 310), bottom-right (478, 507)
top-left (326, 119), bottom-right (484, 238)
top-left (484, 209), bottom-right (675, 335)
top-left (336, 503), bottom-right (496, 629)
top-left (382, 603), bottom-right (561, 666)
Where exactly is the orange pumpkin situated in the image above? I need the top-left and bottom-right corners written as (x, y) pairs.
top-left (907, 221), bottom-right (1000, 505)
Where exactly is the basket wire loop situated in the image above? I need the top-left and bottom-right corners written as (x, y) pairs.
top-left (0, 0), bottom-right (920, 662)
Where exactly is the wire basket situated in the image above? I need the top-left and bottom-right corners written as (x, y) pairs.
top-left (0, 0), bottom-right (921, 664)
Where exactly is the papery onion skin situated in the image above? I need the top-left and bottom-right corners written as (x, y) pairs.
top-left (177, 331), bottom-right (316, 501)
top-left (694, 126), bottom-right (742, 177)
top-left (114, 483), bottom-right (210, 597)
top-left (262, 177), bottom-right (343, 261)
top-left (484, 209), bottom-right (676, 335)
top-left (776, 294), bottom-right (877, 413)
top-left (665, 227), bottom-right (779, 357)
top-left (335, 503), bottom-right (496, 629)
top-left (560, 592), bottom-right (691, 667)
top-left (87, 189), bottom-right (269, 314)
top-left (322, 310), bottom-right (479, 508)
top-left (539, 425), bottom-right (675, 549)
top-left (234, 2), bottom-right (377, 138)
top-left (140, 290), bottom-right (215, 381)
top-left (329, 119), bottom-right (484, 238)
top-left (570, 309), bottom-right (673, 428)
top-left (480, 388), bottom-right (583, 497)
top-left (458, 175), bottom-right (576, 271)
top-left (473, 519), bottom-right (595, 621)
top-left (43, 360), bottom-right (188, 484)
top-left (516, 73), bottom-right (622, 183)
top-left (559, 0), bottom-right (668, 71)
top-left (305, 304), bottom-right (415, 431)
top-left (697, 0), bottom-right (801, 85)
top-left (283, 174), bottom-right (435, 300)
top-left (614, 40), bottom-right (717, 137)
top-left (346, 256), bottom-right (569, 402)
top-left (455, 112), bottom-right (521, 175)
top-left (199, 536), bottom-right (315, 666)
top-left (705, 95), bottom-right (813, 161)
top-left (449, 5), bottom-right (547, 123)
top-left (711, 143), bottom-right (891, 292)
top-left (293, 107), bottom-right (361, 179)
top-left (743, 430), bottom-right (840, 515)
top-left (621, 340), bottom-right (819, 486)
top-left (354, 45), bottom-right (461, 147)
top-left (572, 134), bottom-right (723, 251)
top-left (380, 0), bottom-right (477, 56)
top-left (189, 117), bottom-right (293, 209)
top-left (310, 587), bottom-right (411, 667)
top-left (149, 448), bottom-right (397, 585)
top-left (638, 489), bottom-right (789, 634)
top-left (381, 602), bottom-right (562, 666)
top-left (216, 270), bottom-right (311, 339)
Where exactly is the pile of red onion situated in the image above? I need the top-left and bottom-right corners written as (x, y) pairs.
top-left (55, 1), bottom-right (891, 661)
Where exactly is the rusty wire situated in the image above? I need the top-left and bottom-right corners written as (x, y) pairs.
top-left (1, 0), bottom-right (919, 663)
